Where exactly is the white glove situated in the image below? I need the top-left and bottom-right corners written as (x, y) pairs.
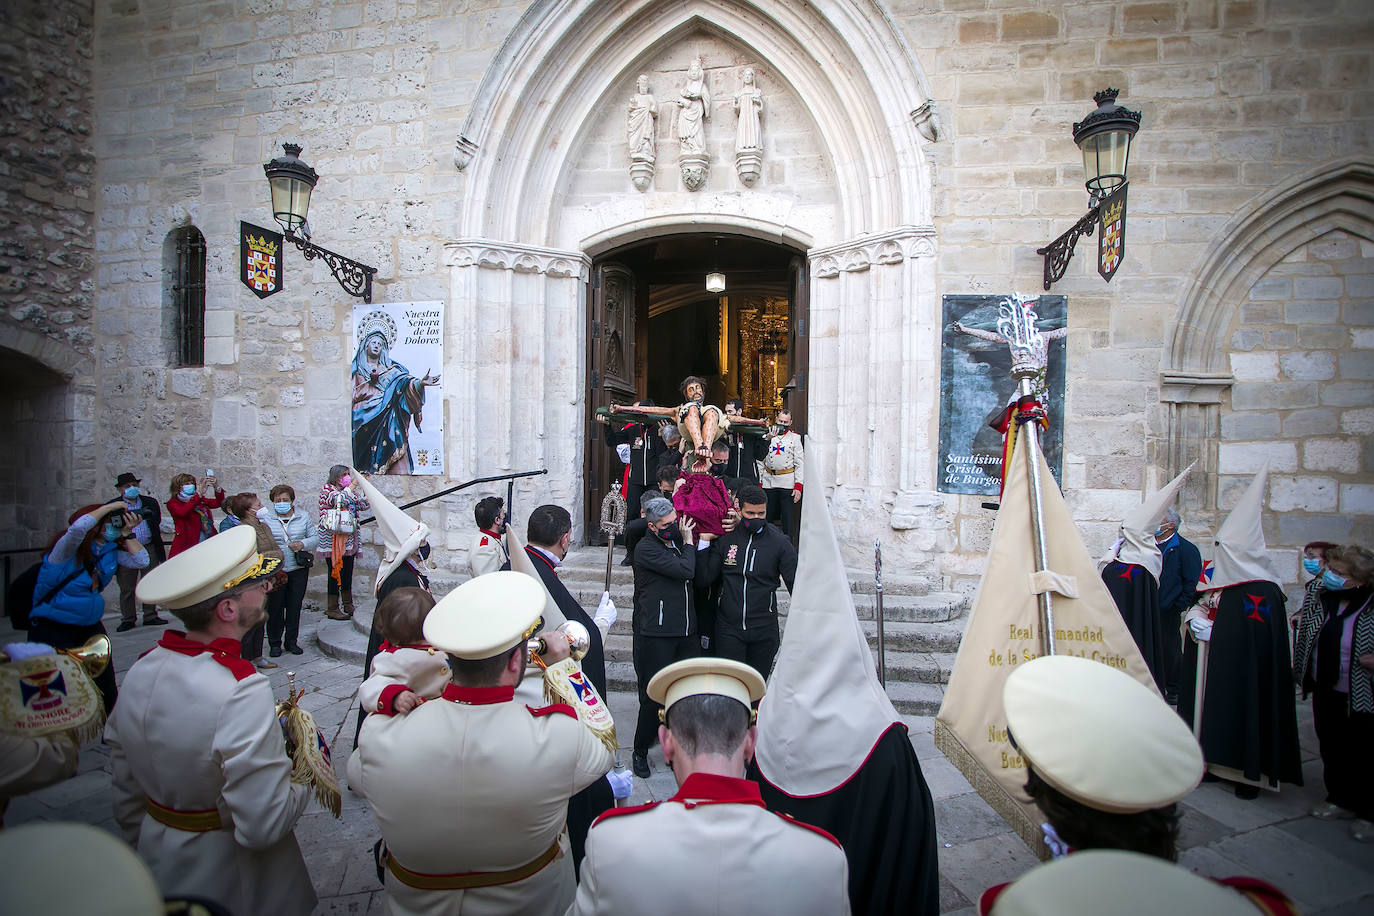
top-left (607, 767), bottom-right (634, 797)
top-left (615, 443), bottom-right (631, 464)
top-left (1189, 618), bottom-right (1213, 642)
top-left (4, 642), bottom-right (55, 660)
top-left (595, 591), bottom-right (617, 628)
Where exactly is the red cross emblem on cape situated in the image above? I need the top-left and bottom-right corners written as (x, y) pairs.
top-left (1096, 184), bottom-right (1128, 282)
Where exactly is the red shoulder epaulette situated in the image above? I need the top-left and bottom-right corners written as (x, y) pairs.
top-left (776, 812), bottom-right (844, 848)
top-left (526, 703), bottom-right (577, 719)
top-left (591, 801), bottom-right (660, 826)
top-left (479, 536), bottom-right (489, 546)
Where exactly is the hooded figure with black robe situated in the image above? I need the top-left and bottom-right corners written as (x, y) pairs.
top-left (1179, 464), bottom-right (1303, 795)
top-left (748, 439), bottom-right (940, 916)
top-left (1097, 465), bottom-right (1193, 694)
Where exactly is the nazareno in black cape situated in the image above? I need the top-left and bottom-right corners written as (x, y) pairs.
top-left (1101, 560), bottom-right (1167, 693)
top-left (1178, 579), bottom-right (1304, 787)
top-left (748, 722), bottom-right (940, 916)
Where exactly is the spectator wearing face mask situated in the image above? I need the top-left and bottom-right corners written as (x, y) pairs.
top-left (1294, 544), bottom-right (1374, 842)
top-left (230, 493), bottom-right (287, 670)
top-left (255, 485), bottom-right (318, 659)
top-left (112, 472), bottom-right (167, 632)
top-left (165, 472), bottom-right (225, 558)
top-left (697, 485), bottom-right (797, 679)
top-left (28, 502), bottom-right (149, 713)
top-left (1293, 540), bottom-right (1340, 685)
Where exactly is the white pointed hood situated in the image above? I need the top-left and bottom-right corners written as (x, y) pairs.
top-left (1098, 464), bottom-right (1194, 583)
top-left (1204, 463), bottom-right (1278, 591)
top-left (503, 525), bottom-right (566, 629)
top-left (755, 438), bottom-right (902, 796)
top-left (351, 469), bottom-right (429, 596)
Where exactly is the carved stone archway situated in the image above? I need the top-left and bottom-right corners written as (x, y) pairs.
top-left (444, 1), bottom-right (944, 567)
top-left (1160, 157), bottom-right (1374, 510)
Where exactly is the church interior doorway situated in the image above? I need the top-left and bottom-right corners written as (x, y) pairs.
top-left (584, 233), bottom-right (808, 542)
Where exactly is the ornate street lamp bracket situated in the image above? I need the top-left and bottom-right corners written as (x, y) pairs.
top-left (1035, 204), bottom-right (1100, 291)
top-left (284, 230), bottom-right (377, 303)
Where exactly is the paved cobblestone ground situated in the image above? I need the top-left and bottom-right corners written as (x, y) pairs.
top-left (5, 600), bottom-right (1373, 914)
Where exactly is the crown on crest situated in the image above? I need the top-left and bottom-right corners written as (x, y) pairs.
top-left (246, 234), bottom-right (279, 256)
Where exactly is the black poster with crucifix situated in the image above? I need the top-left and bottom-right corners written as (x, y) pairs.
top-left (937, 294), bottom-right (1067, 497)
top-left (240, 221), bottom-right (284, 299)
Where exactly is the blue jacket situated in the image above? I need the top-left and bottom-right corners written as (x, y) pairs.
top-left (31, 543), bottom-right (120, 626)
top-left (1158, 533), bottom-right (1202, 617)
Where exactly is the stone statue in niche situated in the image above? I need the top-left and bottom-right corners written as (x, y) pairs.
top-left (677, 58), bottom-right (710, 190)
top-left (626, 73), bottom-right (657, 192)
top-left (733, 67), bottom-right (763, 185)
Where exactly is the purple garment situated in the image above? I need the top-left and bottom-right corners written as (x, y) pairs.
top-left (673, 472), bottom-right (732, 538)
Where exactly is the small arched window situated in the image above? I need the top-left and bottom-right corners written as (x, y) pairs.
top-left (166, 226), bottom-right (206, 367)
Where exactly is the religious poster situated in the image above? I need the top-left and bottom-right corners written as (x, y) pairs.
top-left (239, 221), bottom-right (283, 299)
top-left (351, 302), bottom-right (445, 476)
top-left (937, 294), bottom-right (1067, 497)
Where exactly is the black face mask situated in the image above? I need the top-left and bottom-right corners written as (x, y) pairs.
top-left (656, 523), bottom-right (680, 541)
top-left (741, 517), bottom-right (767, 535)
top-left (710, 463), bottom-right (726, 476)
top-left (417, 543), bottom-right (432, 561)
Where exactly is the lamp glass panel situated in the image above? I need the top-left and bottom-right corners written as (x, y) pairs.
top-left (269, 176), bottom-right (312, 230)
top-left (706, 272), bottom-right (726, 293)
top-left (1080, 129), bottom-right (1132, 195)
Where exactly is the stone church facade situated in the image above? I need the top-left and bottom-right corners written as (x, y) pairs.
top-left (3, 0), bottom-right (1371, 597)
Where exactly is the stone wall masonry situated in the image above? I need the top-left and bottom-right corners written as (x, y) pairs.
top-left (1218, 230), bottom-right (1374, 573)
top-left (63, 0), bottom-right (1374, 595)
top-left (885, 0), bottom-right (1374, 592)
top-left (1, 0), bottom-right (97, 359)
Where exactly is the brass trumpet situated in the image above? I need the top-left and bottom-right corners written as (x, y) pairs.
top-left (60, 635), bottom-right (112, 677)
top-left (0, 634), bottom-right (111, 677)
top-left (528, 620), bottom-right (591, 662)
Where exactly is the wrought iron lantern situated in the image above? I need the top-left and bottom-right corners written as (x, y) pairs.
top-left (264, 143), bottom-right (377, 302)
top-left (1036, 90), bottom-right (1142, 289)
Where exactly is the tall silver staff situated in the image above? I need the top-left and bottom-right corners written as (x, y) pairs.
top-left (874, 540), bottom-right (887, 686)
top-left (600, 482), bottom-right (627, 594)
top-left (955, 295), bottom-right (1068, 657)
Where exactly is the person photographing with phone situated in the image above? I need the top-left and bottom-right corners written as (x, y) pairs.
top-left (112, 472), bottom-right (167, 632)
top-left (28, 501), bottom-right (149, 713)
top-left (166, 470), bottom-right (225, 558)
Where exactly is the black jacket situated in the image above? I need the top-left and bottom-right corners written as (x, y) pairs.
top-left (698, 522), bottom-right (797, 632)
top-left (723, 430), bottom-right (764, 484)
top-left (609, 420), bottom-right (668, 488)
top-left (523, 546), bottom-right (607, 696)
top-left (632, 531), bottom-right (698, 637)
top-left (1158, 534), bottom-right (1202, 617)
top-left (136, 495), bottom-right (166, 565)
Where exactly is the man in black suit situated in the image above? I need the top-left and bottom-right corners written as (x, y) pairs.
top-left (522, 503), bottom-right (617, 875)
top-left (113, 471), bottom-right (168, 632)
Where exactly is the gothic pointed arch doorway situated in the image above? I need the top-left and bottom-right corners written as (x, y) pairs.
top-left (585, 232), bottom-right (808, 540)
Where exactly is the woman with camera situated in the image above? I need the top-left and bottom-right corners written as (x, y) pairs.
top-left (28, 502), bottom-right (149, 713)
top-left (256, 484), bottom-right (318, 658)
top-left (165, 471), bottom-right (225, 557)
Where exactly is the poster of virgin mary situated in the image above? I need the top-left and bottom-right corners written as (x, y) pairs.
top-left (351, 302), bottom-right (445, 475)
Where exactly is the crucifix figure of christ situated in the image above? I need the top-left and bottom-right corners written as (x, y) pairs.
top-left (612, 376), bottom-right (768, 471)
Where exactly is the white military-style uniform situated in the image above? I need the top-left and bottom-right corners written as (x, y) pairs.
top-left (346, 641), bottom-right (454, 790)
top-left (106, 634), bottom-right (316, 916)
top-left (357, 683), bottom-right (614, 916)
top-left (760, 429), bottom-right (803, 492)
top-left (467, 528), bottom-right (509, 579)
top-left (570, 771), bottom-right (852, 915)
